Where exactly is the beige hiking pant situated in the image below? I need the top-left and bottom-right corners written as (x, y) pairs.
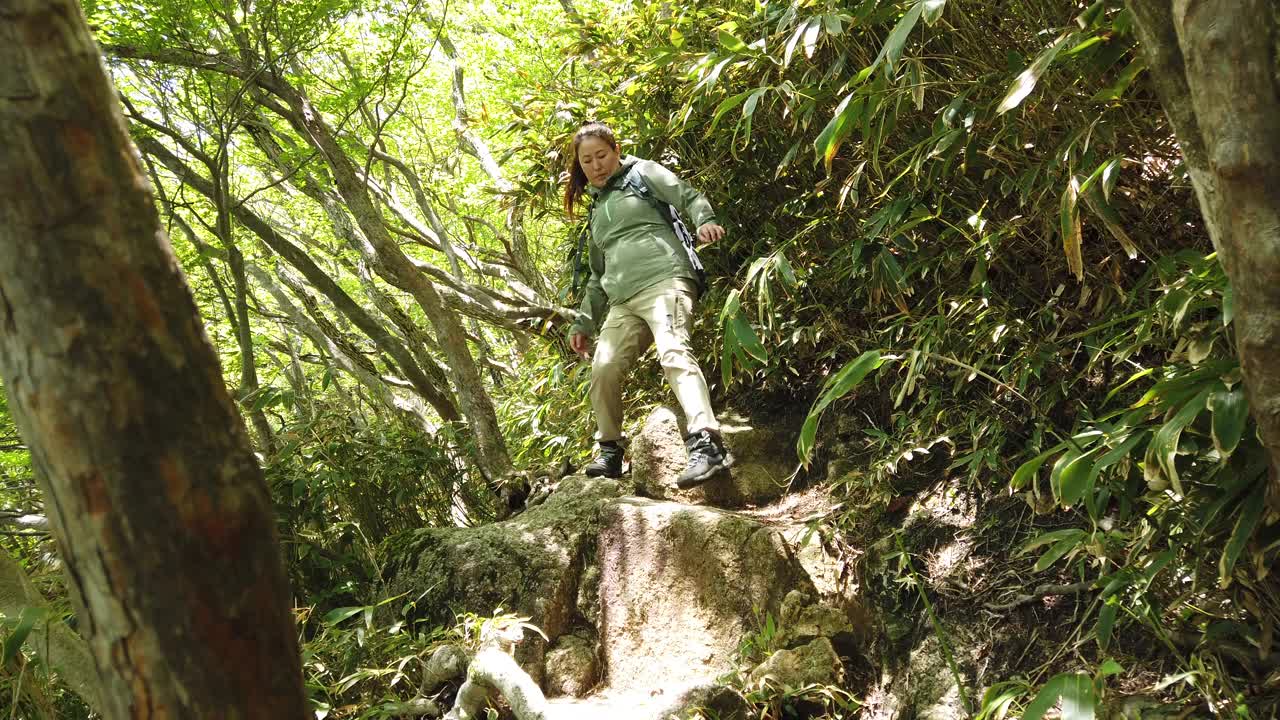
top-left (590, 278), bottom-right (718, 442)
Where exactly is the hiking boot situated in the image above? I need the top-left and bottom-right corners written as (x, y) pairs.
top-left (584, 440), bottom-right (625, 478)
top-left (676, 429), bottom-right (734, 489)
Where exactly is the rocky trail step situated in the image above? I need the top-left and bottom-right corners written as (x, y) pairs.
top-left (385, 409), bottom-right (859, 719)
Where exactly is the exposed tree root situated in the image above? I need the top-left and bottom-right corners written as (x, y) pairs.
top-left (444, 647), bottom-right (550, 720)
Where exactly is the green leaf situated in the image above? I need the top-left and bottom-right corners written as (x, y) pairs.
top-left (813, 94), bottom-right (865, 173)
top-left (1209, 388), bottom-right (1248, 457)
top-left (1060, 177), bottom-right (1083, 280)
top-left (322, 606), bottom-right (367, 626)
top-left (1056, 451), bottom-right (1094, 507)
top-left (1096, 600), bottom-right (1118, 651)
top-left (783, 19), bottom-right (812, 69)
top-left (803, 14), bottom-right (823, 58)
top-left (1011, 444), bottom-right (1066, 490)
top-left (1023, 673), bottom-right (1096, 720)
top-left (921, 0), bottom-right (946, 25)
top-left (2, 607), bottom-right (47, 667)
top-left (1080, 184), bottom-right (1138, 259)
top-left (796, 350), bottom-right (891, 464)
top-left (1077, 156), bottom-right (1120, 198)
top-left (1090, 57), bottom-right (1146, 103)
top-left (1144, 385), bottom-right (1213, 494)
top-left (997, 32), bottom-right (1074, 114)
top-left (872, 3), bottom-right (925, 77)
top-left (720, 323), bottom-right (739, 388)
top-left (729, 313), bottom-right (767, 364)
top-left (1219, 483), bottom-right (1265, 588)
top-left (1076, 0), bottom-right (1106, 29)
top-left (908, 58), bottom-right (924, 110)
top-left (1095, 659), bottom-right (1124, 679)
top-left (743, 87), bottom-right (769, 118)
top-left (718, 30), bottom-right (748, 53)
top-left (1035, 535), bottom-right (1083, 571)
top-left (1019, 528), bottom-right (1087, 555)
top-left (710, 90), bottom-right (753, 131)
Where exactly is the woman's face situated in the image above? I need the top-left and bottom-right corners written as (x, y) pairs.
top-left (577, 136), bottom-right (621, 188)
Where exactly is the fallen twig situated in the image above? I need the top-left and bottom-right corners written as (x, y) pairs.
top-left (986, 581), bottom-right (1093, 612)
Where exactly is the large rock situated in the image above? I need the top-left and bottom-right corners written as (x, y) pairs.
top-left (382, 476), bottom-right (628, 676)
top-left (657, 683), bottom-right (751, 720)
top-left (776, 589), bottom-right (860, 655)
top-left (748, 636), bottom-right (844, 688)
top-left (544, 634), bottom-right (598, 697)
top-left (598, 497), bottom-right (813, 690)
top-left (382, 410), bottom-right (848, 717)
top-left (631, 407), bottom-right (797, 508)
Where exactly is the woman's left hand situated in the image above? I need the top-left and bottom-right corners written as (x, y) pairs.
top-left (696, 223), bottom-right (726, 245)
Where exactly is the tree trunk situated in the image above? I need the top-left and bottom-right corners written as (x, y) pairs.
top-left (214, 151), bottom-right (277, 454)
top-left (0, 0), bottom-right (307, 716)
top-left (1128, 0), bottom-right (1280, 506)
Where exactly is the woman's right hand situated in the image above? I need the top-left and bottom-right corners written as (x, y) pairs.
top-left (570, 332), bottom-right (592, 359)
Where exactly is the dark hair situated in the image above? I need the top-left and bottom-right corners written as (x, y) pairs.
top-left (563, 121), bottom-right (618, 217)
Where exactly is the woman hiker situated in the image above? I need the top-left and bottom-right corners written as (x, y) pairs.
top-left (564, 121), bottom-right (733, 488)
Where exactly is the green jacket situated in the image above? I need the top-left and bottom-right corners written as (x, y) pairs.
top-left (570, 156), bottom-right (718, 337)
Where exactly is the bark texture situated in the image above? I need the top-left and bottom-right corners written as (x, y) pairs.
top-left (1129, 0), bottom-right (1280, 504)
top-left (0, 0), bottom-right (307, 716)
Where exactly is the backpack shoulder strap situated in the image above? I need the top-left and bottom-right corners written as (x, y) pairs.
top-left (621, 163), bottom-right (660, 208)
top-left (622, 162), bottom-right (707, 294)
top-left (569, 201), bottom-right (597, 298)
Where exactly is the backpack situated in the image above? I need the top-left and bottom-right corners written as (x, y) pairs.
top-left (568, 163), bottom-right (708, 302)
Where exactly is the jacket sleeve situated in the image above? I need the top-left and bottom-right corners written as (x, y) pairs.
top-left (569, 235), bottom-right (608, 337)
top-left (640, 160), bottom-right (718, 229)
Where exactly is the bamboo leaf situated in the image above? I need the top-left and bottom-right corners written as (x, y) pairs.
top-left (1096, 600), bottom-right (1118, 650)
top-left (909, 58), bottom-right (924, 110)
top-left (921, 0), bottom-right (946, 25)
top-left (1011, 444), bottom-right (1066, 490)
top-left (1091, 57), bottom-right (1146, 103)
top-left (1080, 185), bottom-right (1138, 259)
top-left (721, 323), bottom-right (740, 388)
top-left (1024, 673), bottom-right (1095, 720)
top-left (803, 15), bottom-right (822, 59)
top-left (872, 3), bottom-right (925, 76)
top-left (323, 606), bottom-right (368, 626)
top-left (797, 350), bottom-right (891, 464)
top-left (1, 606), bottom-right (47, 667)
top-left (1219, 483), bottom-right (1265, 588)
top-left (783, 20), bottom-right (810, 69)
top-left (1056, 451), bottom-right (1094, 507)
top-left (729, 313), bottom-right (767, 364)
top-left (743, 86), bottom-right (769, 120)
top-left (1019, 528), bottom-right (1086, 555)
top-left (1144, 385), bottom-right (1214, 495)
top-left (813, 94), bottom-right (865, 173)
top-left (1208, 388), bottom-right (1248, 457)
top-left (997, 32), bottom-right (1074, 114)
top-left (718, 30), bottom-right (748, 53)
top-left (710, 89), bottom-right (753, 131)
top-left (1061, 176), bottom-right (1084, 280)
top-left (1035, 536), bottom-right (1082, 572)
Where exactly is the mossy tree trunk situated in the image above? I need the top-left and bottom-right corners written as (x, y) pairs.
top-left (1129, 0), bottom-right (1280, 506)
top-left (0, 0), bottom-right (307, 716)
